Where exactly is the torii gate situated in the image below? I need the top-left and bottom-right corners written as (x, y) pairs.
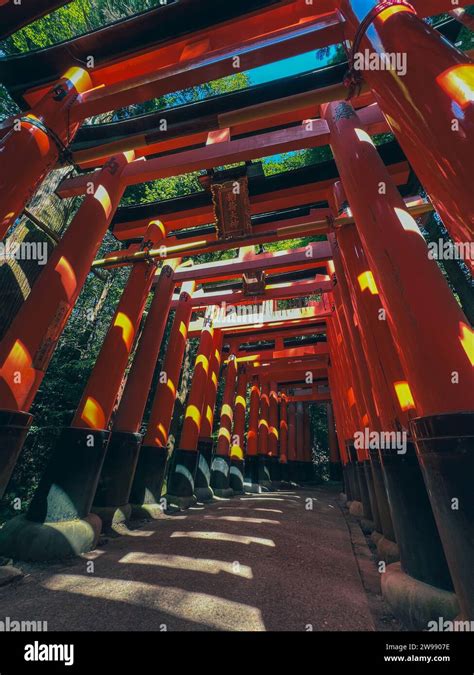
top-left (0, 0), bottom-right (472, 630)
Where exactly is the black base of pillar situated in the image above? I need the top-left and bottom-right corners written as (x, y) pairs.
top-left (329, 460), bottom-right (342, 482)
top-left (29, 427), bottom-right (110, 523)
top-left (411, 412), bottom-right (474, 619)
top-left (0, 410), bottom-right (33, 499)
top-left (380, 442), bottom-right (453, 591)
top-left (356, 461), bottom-right (373, 521)
top-left (364, 459), bottom-right (382, 533)
top-left (267, 456), bottom-right (281, 482)
top-left (300, 461), bottom-right (316, 483)
top-left (210, 454), bottom-right (234, 498)
top-left (229, 458), bottom-right (245, 494)
top-left (129, 444), bottom-right (168, 517)
top-left (369, 448), bottom-right (396, 543)
top-left (342, 463), bottom-right (353, 501)
top-left (279, 462), bottom-right (289, 483)
top-left (287, 460), bottom-right (299, 484)
top-left (347, 444), bottom-right (361, 501)
top-left (195, 438), bottom-right (214, 501)
top-left (166, 448), bottom-right (198, 509)
top-left (243, 455), bottom-right (259, 488)
top-left (93, 431), bottom-right (142, 523)
top-left (0, 427), bottom-right (109, 560)
top-left (257, 455), bottom-right (272, 489)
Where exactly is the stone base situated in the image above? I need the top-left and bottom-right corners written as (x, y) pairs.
top-left (0, 513), bottom-right (102, 561)
top-left (371, 530), bottom-right (383, 545)
top-left (0, 565), bottom-right (23, 586)
top-left (377, 536), bottom-right (400, 564)
top-left (349, 500), bottom-right (364, 518)
top-left (165, 493), bottom-right (198, 510)
top-left (229, 459), bottom-right (245, 494)
top-left (244, 482), bottom-right (267, 494)
top-left (92, 503), bottom-right (131, 529)
top-left (194, 486), bottom-right (214, 503)
top-left (258, 480), bottom-right (273, 491)
top-left (130, 502), bottom-right (165, 520)
top-left (382, 562), bottom-right (459, 630)
top-left (213, 487), bottom-right (234, 499)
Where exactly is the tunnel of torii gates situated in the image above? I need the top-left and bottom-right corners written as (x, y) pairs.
top-left (0, 0), bottom-right (472, 628)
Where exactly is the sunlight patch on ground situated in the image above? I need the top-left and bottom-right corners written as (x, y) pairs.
top-left (41, 575), bottom-right (265, 631)
top-left (170, 531), bottom-right (275, 547)
top-left (118, 552), bottom-right (253, 578)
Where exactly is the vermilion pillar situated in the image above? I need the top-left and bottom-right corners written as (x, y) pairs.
top-left (0, 152), bottom-right (134, 501)
top-left (0, 68), bottom-right (92, 239)
top-left (130, 279), bottom-right (196, 516)
top-left (210, 354), bottom-right (237, 497)
top-left (72, 223), bottom-right (165, 433)
top-left (303, 403), bottom-right (313, 474)
top-left (93, 256), bottom-right (181, 524)
top-left (331, 185), bottom-right (414, 433)
top-left (229, 367), bottom-right (247, 494)
top-left (195, 329), bottom-right (223, 502)
top-left (287, 401), bottom-right (297, 482)
top-left (167, 314), bottom-right (216, 508)
top-left (332, 188), bottom-right (456, 600)
top-left (244, 376), bottom-right (260, 489)
top-left (337, 0), bottom-right (474, 268)
top-left (257, 381), bottom-right (272, 489)
top-left (323, 100), bottom-right (473, 617)
top-left (21, 222), bottom-right (164, 547)
top-left (329, 236), bottom-right (380, 432)
top-left (279, 393), bottom-right (289, 483)
top-left (295, 401), bottom-right (305, 482)
top-left (327, 401), bottom-right (342, 481)
top-left (267, 382), bottom-right (280, 481)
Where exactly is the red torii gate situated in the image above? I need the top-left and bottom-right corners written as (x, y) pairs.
top-left (0, 0), bottom-right (472, 629)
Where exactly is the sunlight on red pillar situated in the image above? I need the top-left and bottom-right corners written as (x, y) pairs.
top-left (113, 311), bottom-right (134, 350)
top-left (394, 381), bottom-right (416, 412)
top-left (459, 322), bottom-right (474, 366)
top-left (436, 64), bottom-right (474, 109)
top-left (80, 396), bottom-right (106, 429)
top-left (357, 270), bottom-right (379, 295)
top-left (55, 256), bottom-right (77, 300)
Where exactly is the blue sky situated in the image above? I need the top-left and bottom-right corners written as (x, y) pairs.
top-left (247, 47), bottom-right (340, 85)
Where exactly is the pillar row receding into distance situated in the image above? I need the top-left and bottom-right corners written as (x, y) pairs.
top-left (257, 381), bottom-right (272, 489)
top-left (210, 354), bottom-right (238, 498)
top-left (323, 99), bottom-right (474, 621)
top-left (267, 382), bottom-right (280, 482)
top-left (130, 279), bottom-right (196, 517)
top-left (0, 152), bottom-right (135, 502)
top-left (229, 366), bottom-right (247, 494)
top-left (279, 393), bottom-right (289, 483)
top-left (93, 255), bottom-right (181, 526)
top-left (332, 182), bottom-right (455, 616)
top-left (244, 376), bottom-right (260, 490)
top-left (287, 401), bottom-right (297, 483)
top-left (166, 311), bottom-right (216, 508)
top-left (194, 329), bottom-right (223, 502)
